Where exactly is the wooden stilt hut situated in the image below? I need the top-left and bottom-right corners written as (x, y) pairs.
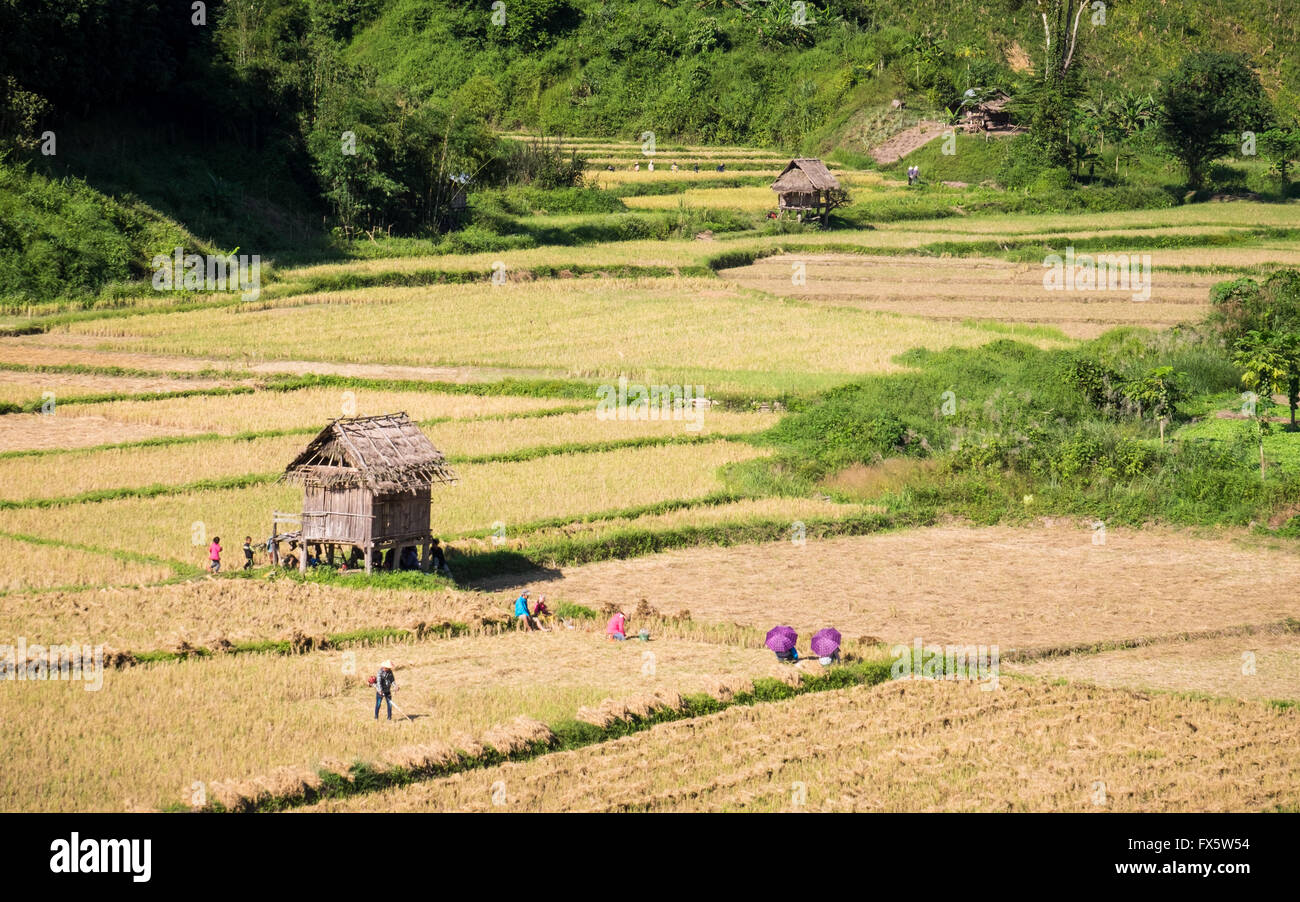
top-left (277, 413), bottom-right (457, 574)
top-left (771, 158), bottom-right (842, 224)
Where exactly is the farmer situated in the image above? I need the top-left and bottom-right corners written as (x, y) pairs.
top-left (514, 591), bottom-right (537, 631)
top-left (242, 536), bottom-right (254, 570)
top-left (373, 661), bottom-right (397, 720)
top-left (399, 546), bottom-right (419, 571)
top-left (208, 537), bottom-right (222, 574)
top-left (774, 646), bottom-right (800, 663)
top-left (606, 609), bottom-right (628, 641)
top-left (533, 594), bottom-right (554, 629)
top-left (429, 538), bottom-right (451, 576)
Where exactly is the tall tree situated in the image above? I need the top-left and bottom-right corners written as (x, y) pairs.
top-left (1157, 52), bottom-right (1272, 190)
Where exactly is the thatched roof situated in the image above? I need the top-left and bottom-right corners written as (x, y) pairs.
top-left (771, 158), bottom-right (841, 193)
top-left (281, 413), bottom-right (458, 492)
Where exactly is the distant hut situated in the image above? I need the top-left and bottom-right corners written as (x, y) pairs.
top-left (771, 158), bottom-right (842, 224)
top-left (275, 413), bottom-right (458, 574)
top-left (962, 93), bottom-right (1012, 133)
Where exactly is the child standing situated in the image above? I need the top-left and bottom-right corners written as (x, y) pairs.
top-left (208, 537), bottom-right (222, 574)
top-left (242, 536), bottom-right (254, 570)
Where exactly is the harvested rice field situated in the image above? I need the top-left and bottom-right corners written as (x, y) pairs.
top-left (0, 629), bottom-right (778, 812)
top-left (1012, 631), bottom-right (1300, 702)
top-left (1, 440), bottom-right (769, 575)
top-left (481, 525), bottom-right (1300, 651)
top-left (0, 408), bottom-right (776, 503)
top-left (3, 134), bottom-right (1299, 826)
top-left (0, 535), bottom-right (175, 592)
top-left (303, 679), bottom-right (1300, 813)
top-left (721, 254), bottom-right (1219, 338)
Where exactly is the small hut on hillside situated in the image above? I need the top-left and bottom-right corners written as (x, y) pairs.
top-left (275, 413), bottom-right (457, 573)
top-left (771, 158), bottom-right (842, 224)
top-left (961, 93), bottom-right (1012, 133)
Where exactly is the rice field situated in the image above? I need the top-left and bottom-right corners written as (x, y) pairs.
top-left (1, 440), bottom-right (768, 573)
top-left (480, 525), bottom-right (1300, 651)
top-left (0, 535), bottom-right (174, 592)
top-left (0, 369), bottom-right (243, 405)
top-left (302, 679), bottom-right (1300, 812)
top-left (67, 387), bottom-right (575, 434)
top-left (0, 408), bottom-right (777, 503)
top-left (0, 413), bottom-right (195, 452)
top-left (0, 573), bottom-right (500, 651)
top-left (4, 165), bottom-right (1299, 813)
top-left (51, 278), bottom-right (1055, 395)
top-left (720, 253), bottom-right (1220, 338)
top-left (0, 629), bottom-right (777, 811)
top-left (1012, 632), bottom-right (1300, 702)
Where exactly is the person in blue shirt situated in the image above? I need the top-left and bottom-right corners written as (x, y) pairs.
top-left (514, 591), bottom-right (538, 631)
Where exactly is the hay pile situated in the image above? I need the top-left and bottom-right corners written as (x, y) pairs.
top-left (701, 675), bottom-right (754, 703)
top-left (286, 629), bottom-right (332, 654)
top-left (770, 663), bottom-right (805, 687)
top-left (482, 716), bottom-right (554, 756)
top-left (576, 687), bottom-right (684, 728)
top-left (196, 766), bottom-right (323, 812)
top-left (380, 741), bottom-right (460, 772)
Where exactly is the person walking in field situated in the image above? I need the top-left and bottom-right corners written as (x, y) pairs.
top-left (242, 536), bottom-right (254, 570)
top-left (514, 591), bottom-right (538, 631)
top-left (372, 661), bottom-right (397, 720)
top-left (208, 537), bottom-right (222, 574)
top-left (606, 609), bottom-right (628, 641)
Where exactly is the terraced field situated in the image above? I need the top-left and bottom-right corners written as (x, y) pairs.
top-left (3, 154), bottom-right (1298, 814)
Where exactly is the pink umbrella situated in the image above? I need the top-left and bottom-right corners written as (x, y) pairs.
top-left (811, 628), bottom-right (842, 658)
top-left (765, 625), bottom-right (798, 654)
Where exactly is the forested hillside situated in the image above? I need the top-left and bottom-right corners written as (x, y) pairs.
top-left (1, 0), bottom-right (1296, 301)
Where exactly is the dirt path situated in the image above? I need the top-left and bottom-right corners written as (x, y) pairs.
top-left (869, 120), bottom-right (947, 165)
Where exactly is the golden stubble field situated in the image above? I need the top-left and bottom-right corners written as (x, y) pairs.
top-left (720, 254), bottom-right (1220, 339)
top-left (303, 679), bottom-right (1300, 813)
top-left (0, 629), bottom-right (777, 811)
top-left (479, 525), bottom-right (1300, 651)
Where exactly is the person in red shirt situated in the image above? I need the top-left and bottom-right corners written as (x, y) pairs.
top-left (606, 610), bottom-right (628, 641)
top-left (208, 537), bottom-right (222, 574)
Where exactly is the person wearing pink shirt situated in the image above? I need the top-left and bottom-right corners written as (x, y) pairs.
top-left (606, 610), bottom-right (627, 641)
top-left (208, 537), bottom-right (222, 574)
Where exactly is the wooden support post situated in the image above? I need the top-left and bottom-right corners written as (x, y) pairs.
top-left (364, 544), bottom-right (373, 575)
top-left (269, 520), bottom-right (278, 567)
top-left (420, 541), bottom-right (431, 573)
top-left (299, 541), bottom-right (308, 574)
top-left (327, 545), bottom-right (335, 566)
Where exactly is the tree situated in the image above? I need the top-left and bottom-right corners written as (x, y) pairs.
top-left (1027, 0), bottom-right (1093, 168)
top-left (1233, 330), bottom-right (1300, 431)
top-left (1210, 269), bottom-right (1300, 345)
top-left (1259, 123), bottom-right (1300, 191)
top-left (1157, 52), bottom-right (1272, 190)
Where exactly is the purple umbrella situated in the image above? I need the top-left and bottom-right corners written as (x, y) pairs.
top-left (811, 628), bottom-right (842, 658)
top-left (765, 625), bottom-right (798, 654)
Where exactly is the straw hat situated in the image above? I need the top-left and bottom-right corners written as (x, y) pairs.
top-left (379, 660), bottom-right (393, 670)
